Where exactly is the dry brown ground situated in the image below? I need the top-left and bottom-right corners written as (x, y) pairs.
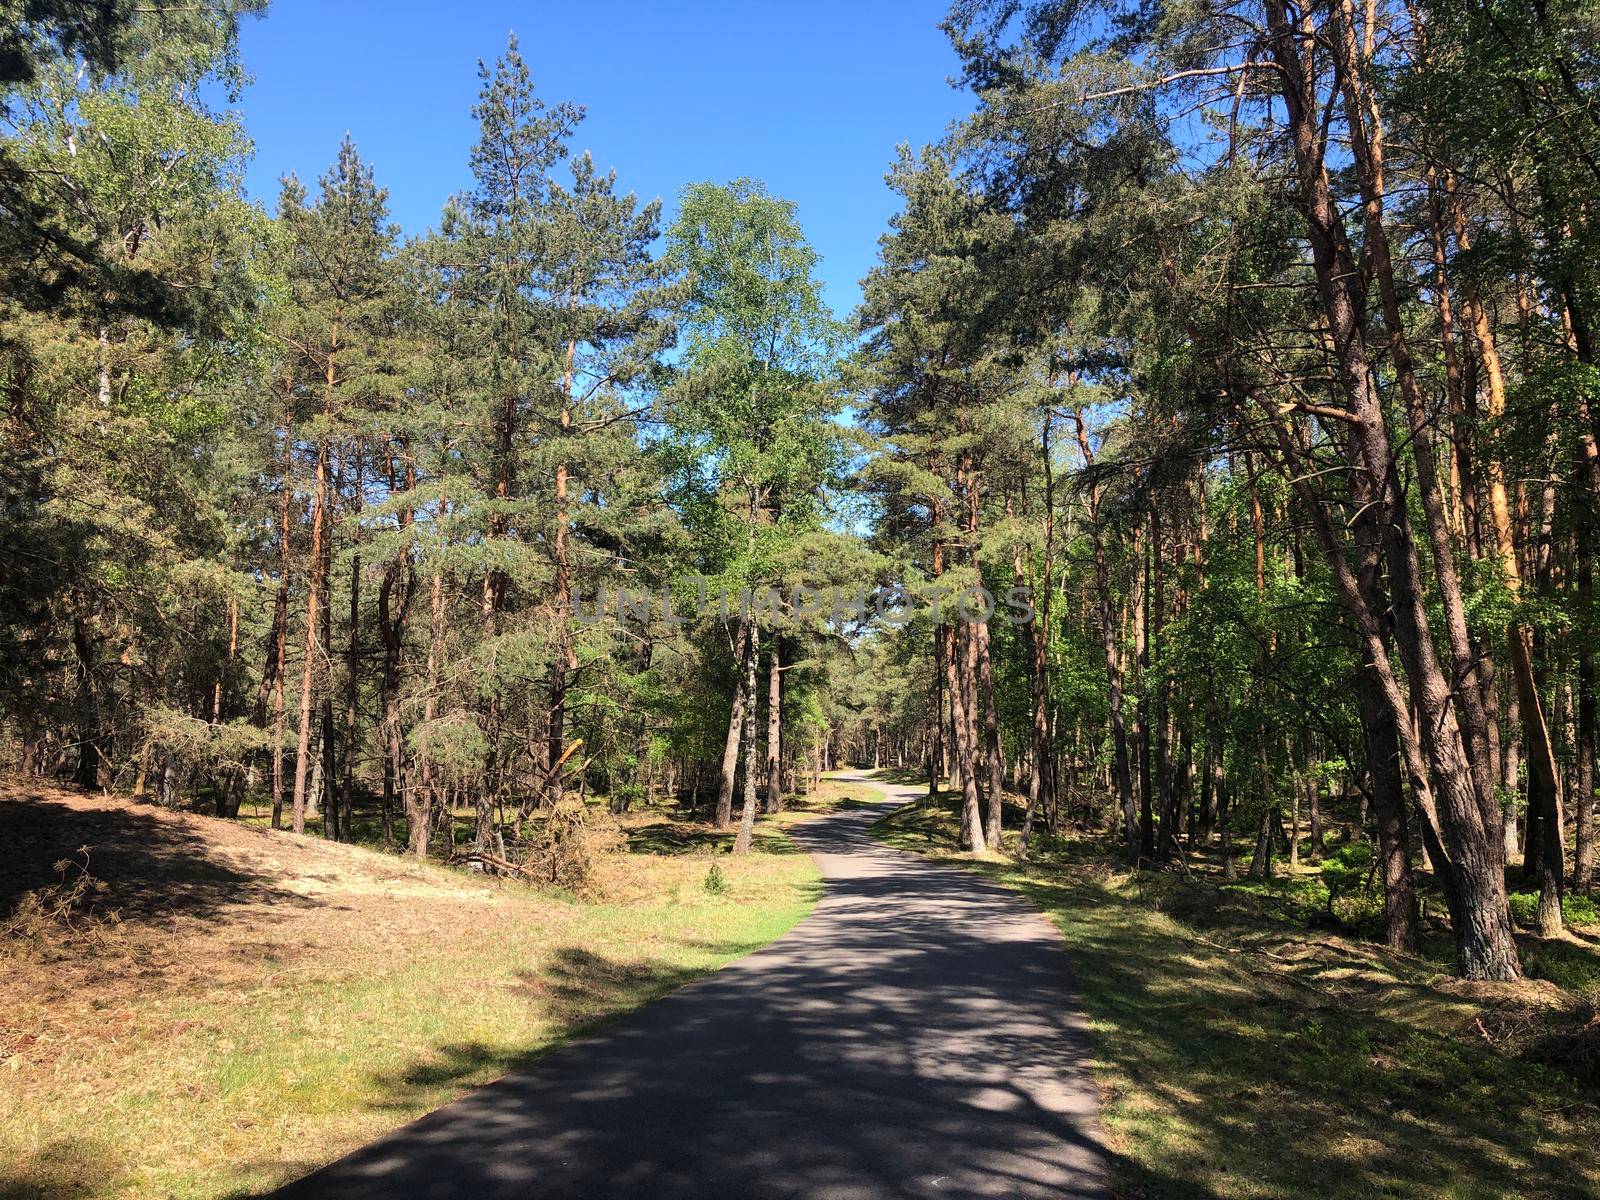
top-left (0, 774), bottom-right (852, 1199)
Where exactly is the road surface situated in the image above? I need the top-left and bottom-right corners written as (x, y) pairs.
top-left (272, 772), bottom-right (1108, 1199)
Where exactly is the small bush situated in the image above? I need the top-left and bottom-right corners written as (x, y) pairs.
top-left (1565, 894), bottom-right (1600, 926)
top-left (1316, 844), bottom-right (1386, 928)
top-left (1508, 890), bottom-right (1600, 930)
top-left (517, 797), bottom-right (626, 895)
top-left (703, 863), bottom-right (729, 895)
top-left (2, 849), bottom-right (119, 957)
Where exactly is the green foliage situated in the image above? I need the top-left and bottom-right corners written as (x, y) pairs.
top-left (1508, 891), bottom-right (1600, 930)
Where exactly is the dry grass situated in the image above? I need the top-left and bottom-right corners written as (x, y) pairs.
top-left (0, 774), bottom-right (869, 1200)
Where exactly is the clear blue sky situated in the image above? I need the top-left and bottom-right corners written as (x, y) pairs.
top-left (235, 1), bottom-right (971, 318)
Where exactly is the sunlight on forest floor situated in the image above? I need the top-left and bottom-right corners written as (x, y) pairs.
top-left (0, 776), bottom-right (876, 1199)
top-left (873, 791), bottom-right (1600, 1200)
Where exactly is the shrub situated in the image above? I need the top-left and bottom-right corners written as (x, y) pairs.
top-left (1508, 891), bottom-right (1600, 929)
top-left (2, 850), bottom-right (119, 958)
top-left (517, 797), bottom-right (626, 894)
top-left (703, 863), bottom-right (729, 895)
top-left (1317, 844), bottom-right (1386, 928)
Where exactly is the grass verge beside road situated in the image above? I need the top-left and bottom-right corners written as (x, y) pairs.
top-left (874, 794), bottom-right (1600, 1200)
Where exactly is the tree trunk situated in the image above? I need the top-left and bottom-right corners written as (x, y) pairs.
top-left (948, 621), bottom-right (983, 854)
top-left (714, 616), bottom-right (752, 829)
top-left (929, 619), bottom-right (945, 800)
top-left (379, 442), bottom-right (417, 851)
top-left (1577, 523), bottom-right (1596, 892)
top-left (1261, 0), bottom-right (1519, 978)
top-left (764, 636), bottom-right (783, 813)
top-left (1441, 190), bottom-right (1562, 932)
top-left (975, 614), bottom-right (1004, 849)
top-left (1248, 802), bottom-right (1278, 880)
top-left (291, 430), bottom-right (330, 836)
top-left (548, 347), bottom-right (576, 808)
top-left (341, 450), bottom-right (361, 842)
top-left (1074, 411), bottom-right (1137, 860)
top-left (733, 627), bottom-right (761, 855)
top-left (1134, 525), bottom-right (1154, 857)
top-left (415, 550), bottom-right (446, 858)
top-left (266, 391), bottom-right (292, 831)
top-left (71, 614), bottom-right (99, 791)
top-left (320, 448), bottom-right (341, 842)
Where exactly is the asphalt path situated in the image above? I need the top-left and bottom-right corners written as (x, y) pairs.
top-left (271, 771), bottom-right (1108, 1199)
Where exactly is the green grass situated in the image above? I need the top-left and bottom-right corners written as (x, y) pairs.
top-left (0, 779), bottom-right (886, 1200)
top-left (873, 797), bottom-right (1600, 1200)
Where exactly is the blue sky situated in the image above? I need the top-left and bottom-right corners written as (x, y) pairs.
top-left (235, 1), bottom-right (971, 318)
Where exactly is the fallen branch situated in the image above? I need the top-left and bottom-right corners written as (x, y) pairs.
top-left (449, 850), bottom-right (533, 877)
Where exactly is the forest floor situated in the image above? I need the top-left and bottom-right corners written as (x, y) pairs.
top-left (873, 784), bottom-right (1600, 1200)
top-left (0, 775), bottom-right (873, 1200)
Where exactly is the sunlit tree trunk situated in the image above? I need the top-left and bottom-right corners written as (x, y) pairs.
top-left (292, 338), bottom-right (335, 837)
top-left (733, 626), bottom-right (761, 855)
top-left (1263, 0), bottom-right (1518, 978)
top-left (715, 616), bottom-right (752, 829)
top-left (764, 636), bottom-right (783, 813)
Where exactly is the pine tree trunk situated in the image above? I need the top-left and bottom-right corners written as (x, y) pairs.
top-left (945, 620), bottom-right (968, 808)
top-left (1504, 689), bottom-right (1523, 863)
top-left (1074, 412), bottom-right (1137, 860)
top-left (548, 348), bottom-right (576, 808)
top-left (733, 627), bottom-right (761, 855)
top-left (1024, 415), bottom-right (1057, 851)
top-left (764, 636), bottom-right (782, 813)
top-left (1307, 761), bottom-right (1323, 864)
top-left (378, 441), bottom-right (416, 850)
top-left (1248, 802), bottom-right (1277, 880)
top-left (1134, 528), bottom-right (1154, 857)
top-left (1218, 765), bottom-right (1235, 882)
top-left (929, 619), bottom-right (945, 800)
top-left (1356, 674), bottom-right (1421, 953)
top-left (271, 624), bottom-right (286, 832)
top-left (1577, 524), bottom-right (1596, 892)
top-left (975, 614), bottom-right (1004, 850)
top-left (320, 447), bottom-right (341, 842)
top-left (266, 393), bottom-right (292, 831)
top-left (415, 548), bottom-right (446, 859)
top-left (342, 462), bottom-right (361, 841)
top-left (715, 616), bottom-right (752, 829)
top-left (291, 434), bottom-right (330, 836)
top-left (1442, 190), bottom-right (1561, 930)
top-left (956, 621), bottom-right (984, 855)
top-left (1261, 2), bottom-right (1518, 978)
top-left (71, 614), bottom-right (99, 791)
top-left (1330, 12), bottom-right (1500, 828)
top-left (478, 381), bottom-right (515, 853)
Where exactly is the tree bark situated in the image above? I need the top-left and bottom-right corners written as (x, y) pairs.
top-left (1445, 190), bottom-right (1563, 931)
top-left (71, 614), bottom-right (99, 791)
top-left (764, 635), bottom-right (783, 813)
top-left (547, 339), bottom-right (577, 808)
top-left (1578, 522), bottom-right (1596, 892)
top-left (340, 445), bottom-right (362, 842)
top-left (1261, 0), bottom-right (1519, 978)
top-left (416, 550), bottom-right (447, 858)
top-left (714, 616), bottom-right (752, 829)
top-left (291, 412), bottom-right (330, 837)
top-left (733, 626), bottom-right (761, 855)
top-left (1074, 411), bottom-right (1137, 860)
top-left (975, 613), bottom-right (1004, 850)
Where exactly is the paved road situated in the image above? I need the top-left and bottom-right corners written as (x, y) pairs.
top-left (272, 772), bottom-right (1108, 1200)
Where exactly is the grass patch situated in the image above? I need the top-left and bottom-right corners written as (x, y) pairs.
top-left (873, 795), bottom-right (1600, 1200)
top-left (0, 775), bottom-right (866, 1199)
